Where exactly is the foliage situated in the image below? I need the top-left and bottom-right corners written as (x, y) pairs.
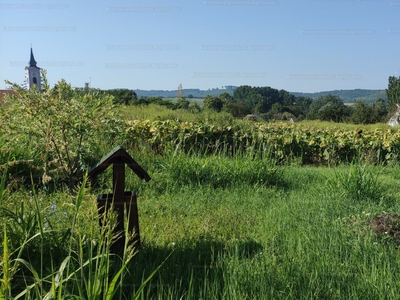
top-left (294, 96), bottom-right (313, 116)
top-left (386, 76), bottom-right (400, 112)
top-left (203, 95), bottom-right (224, 112)
top-left (104, 89), bottom-right (137, 105)
top-left (3, 100), bottom-right (400, 298)
top-left (175, 97), bottom-right (190, 109)
top-left (350, 101), bottom-right (372, 124)
top-left (107, 82), bottom-right (396, 125)
top-left (124, 119), bottom-right (400, 165)
top-left (156, 152), bottom-right (284, 192)
top-left (370, 98), bottom-right (388, 123)
top-left (188, 101), bottom-right (201, 114)
top-left (232, 86), bottom-right (296, 114)
top-left (1, 73), bottom-right (124, 190)
top-left (131, 96), bottom-right (179, 110)
top-left (219, 91), bottom-right (233, 102)
top-left (99, 79), bottom-right (400, 125)
top-left (328, 163), bottom-right (384, 203)
top-left (292, 89), bottom-right (388, 104)
top-left (307, 94), bottom-right (350, 122)
top-left (222, 101), bottom-right (252, 118)
top-left (0, 175), bottom-right (162, 299)
top-left (130, 159), bottom-right (400, 299)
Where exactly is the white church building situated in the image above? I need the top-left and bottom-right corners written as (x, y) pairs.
top-left (25, 48), bottom-right (41, 91)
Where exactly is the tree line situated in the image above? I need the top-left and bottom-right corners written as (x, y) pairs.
top-left (102, 76), bottom-right (400, 124)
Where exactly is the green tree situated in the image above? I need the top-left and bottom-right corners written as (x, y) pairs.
top-left (203, 95), bottom-right (224, 112)
top-left (105, 89), bottom-right (137, 105)
top-left (222, 101), bottom-right (251, 117)
top-left (294, 96), bottom-right (313, 116)
top-left (148, 96), bottom-right (164, 105)
top-left (51, 79), bottom-right (74, 100)
top-left (386, 76), bottom-right (400, 112)
top-left (188, 102), bottom-right (201, 113)
top-left (270, 102), bottom-right (284, 114)
top-left (254, 86), bottom-right (280, 113)
top-left (233, 85), bottom-right (260, 111)
top-left (233, 85), bottom-right (254, 102)
top-left (252, 94), bottom-right (267, 113)
top-left (308, 94), bottom-right (349, 122)
top-left (175, 97), bottom-right (190, 109)
top-left (350, 101), bottom-right (372, 124)
top-left (370, 98), bottom-right (387, 123)
top-left (132, 96), bottom-right (150, 106)
top-left (219, 92), bottom-right (233, 102)
top-left (279, 89), bottom-right (295, 106)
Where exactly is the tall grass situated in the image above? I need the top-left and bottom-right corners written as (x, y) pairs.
top-left (118, 104), bottom-right (234, 124)
top-left (154, 151), bottom-right (284, 192)
top-left (328, 162), bottom-right (385, 203)
top-left (0, 172), bottom-right (161, 299)
top-left (125, 160), bottom-right (400, 298)
top-left (2, 151), bottom-right (400, 298)
top-left (3, 98), bottom-right (400, 298)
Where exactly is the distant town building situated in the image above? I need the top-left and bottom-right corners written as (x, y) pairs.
top-left (225, 85), bottom-right (237, 91)
top-left (25, 48), bottom-right (41, 91)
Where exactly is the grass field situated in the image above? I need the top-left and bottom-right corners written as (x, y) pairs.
top-left (2, 153), bottom-right (400, 299)
top-left (129, 157), bottom-right (400, 299)
top-left (1, 102), bottom-right (400, 299)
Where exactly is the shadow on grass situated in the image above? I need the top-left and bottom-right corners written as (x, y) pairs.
top-left (126, 238), bottom-right (264, 297)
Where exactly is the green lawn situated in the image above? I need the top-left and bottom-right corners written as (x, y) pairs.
top-left (2, 153), bottom-right (400, 299)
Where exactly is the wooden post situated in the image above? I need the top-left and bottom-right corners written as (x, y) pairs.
top-left (112, 160), bottom-right (125, 253)
top-left (125, 191), bottom-right (140, 249)
top-left (88, 146), bottom-right (151, 256)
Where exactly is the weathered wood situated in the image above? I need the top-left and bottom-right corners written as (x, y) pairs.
top-left (88, 146), bottom-right (150, 182)
top-left (97, 191), bottom-right (140, 253)
top-left (113, 160), bottom-right (125, 237)
top-left (88, 146), bottom-right (150, 254)
top-left (126, 191), bottom-right (140, 249)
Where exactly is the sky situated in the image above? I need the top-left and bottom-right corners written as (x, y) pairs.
top-left (0, 0), bottom-right (399, 93)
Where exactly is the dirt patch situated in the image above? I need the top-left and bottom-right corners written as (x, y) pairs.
top-left (370, 214), bottom-right (400, 242)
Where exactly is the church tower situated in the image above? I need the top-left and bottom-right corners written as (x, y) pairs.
top-left (25, 48), bottom-right (41, 91)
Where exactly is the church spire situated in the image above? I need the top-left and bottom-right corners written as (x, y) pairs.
top-left (29, 47), bottom-right (37, 68)
top-left (25, 47), bottom-right (41, 91)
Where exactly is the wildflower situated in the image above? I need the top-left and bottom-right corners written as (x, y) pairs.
top-left (50, 204), bottom-right (57, 212)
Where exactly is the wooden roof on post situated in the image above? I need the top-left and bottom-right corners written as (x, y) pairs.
top-left (88, 146), bottom-right (151, 182)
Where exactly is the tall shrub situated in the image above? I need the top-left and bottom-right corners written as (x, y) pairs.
top-left (1, 72), bottom-right (124, 190)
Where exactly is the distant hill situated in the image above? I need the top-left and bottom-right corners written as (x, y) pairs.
top-left (133, 88), bottom-right (387, 104)
top-left (134, 88), bottom-right (233, 98)
top-left (290, 89), bottom-right (387, 104)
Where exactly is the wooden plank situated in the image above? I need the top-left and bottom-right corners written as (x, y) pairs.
top-left (88, 146), bottom-right (150, 182)
top-left (126, 192), bottom-right (140, 249)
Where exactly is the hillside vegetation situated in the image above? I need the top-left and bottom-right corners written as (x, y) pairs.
top-left (134, 88), bottom-right (387, 104)
top-left (292, 89), bottom-right (387, 104)
top-left (1, 78), bottom-right (400, 299)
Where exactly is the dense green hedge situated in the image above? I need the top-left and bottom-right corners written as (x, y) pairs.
top-left (125, 120), bottom-right (400, 165)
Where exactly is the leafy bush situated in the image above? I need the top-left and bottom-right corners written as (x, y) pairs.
top-left (124, 119), bottom-right (400, 165)
top-left (1, 73), bottom-right (124, 190)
